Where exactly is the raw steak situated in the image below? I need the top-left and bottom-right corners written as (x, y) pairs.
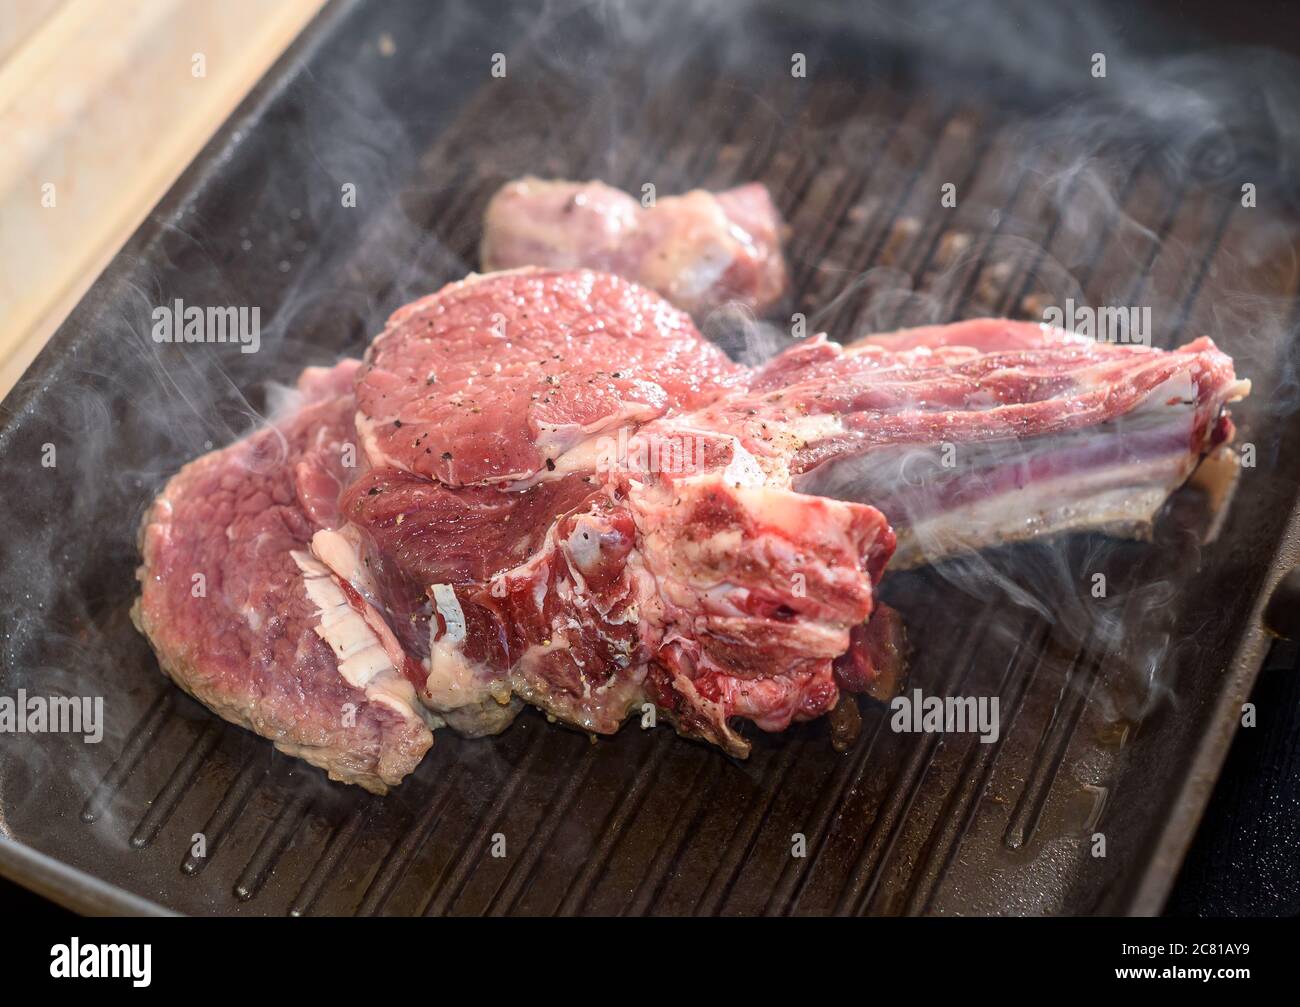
top-left (348, 269), bottom-right (895, 755)
top-left (480, 178), bottom-right (788, 317)
top-left (346, 271), bottom-right (1244, 752)
top-left (135, 269), bottom-right (1247, 787)
top-left (133, 361), bottom-right (435, 794)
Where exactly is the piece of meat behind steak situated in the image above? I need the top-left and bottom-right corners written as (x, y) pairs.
top-left (480, 178), bottom-right (788, 318)
top-left (133, 361), bottom-right (434, 793)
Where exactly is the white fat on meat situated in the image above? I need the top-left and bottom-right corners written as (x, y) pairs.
top-left (423, 580), bottom-right (520, 736)
top-left (310, 527), bottom-right (380, 598)
top-left (891, 457), bottom-right (1194, 569)
top-left (563, 514), bottom-right (604, 573)
top-left (721, 438), bottom-right (767, 488)
top-left (640, 201), bottom-right (735, 306)
top-left (290, 550), bottom-right (429, 726)
top-left (352, 412), bottom-right (406, 476)
top-left (309, 528), bottom-right (413, 674)
top-left (533, 395), bottom-right (666, 463)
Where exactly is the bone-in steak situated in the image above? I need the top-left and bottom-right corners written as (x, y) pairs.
top-left (135, 269), bottom-right (1247, 789)
top-left (755, 319), bottom-right (1248, 565)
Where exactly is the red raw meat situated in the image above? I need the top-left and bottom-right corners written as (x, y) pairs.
top-left (348, 269), bottom-right (893, 755)
top-left (480, 179), bottom-right (788, 317)
top-left (722, 319), bottom-right (1248, 565)
top-left (133, 361), bottom-right (435, 793)
top-left (354, 269), bottom-right (744, 486)
top-left (136, 271), bottom-right (1247, 788)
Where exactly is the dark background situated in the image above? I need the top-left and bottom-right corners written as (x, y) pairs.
top-left (1164, 637), bottom-right (1300, 916)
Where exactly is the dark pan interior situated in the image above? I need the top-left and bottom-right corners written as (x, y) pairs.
top-left (2, 0), bottom-right (1300, 915)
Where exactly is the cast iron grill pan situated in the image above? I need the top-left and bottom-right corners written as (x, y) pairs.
top-left (2, 0), bottom-right (1299, 915)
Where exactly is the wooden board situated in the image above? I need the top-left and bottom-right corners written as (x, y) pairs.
top-left (0, 0), bottom-right (325, 397)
